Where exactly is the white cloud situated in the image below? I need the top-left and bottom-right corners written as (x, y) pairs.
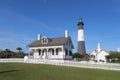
top-left (0, 38), bottom-right (16, 43)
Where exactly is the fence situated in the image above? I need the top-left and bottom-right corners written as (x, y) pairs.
top-left (0, 58), bottom-right (24, 63)
top-left (0, 58), bottom-right (120, 71)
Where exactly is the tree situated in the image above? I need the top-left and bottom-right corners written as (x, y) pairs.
top-left (0, 48), bottom-right (26, 58)
top-left (0, 51), bottom-right (6, 58)
top-left (16, 47), bottom-right (22, 53)
top-left (0, 49), bottom-right (12, 58)
top-left (5, 49), bottom-right (11, 58)
top-left (16, 47), bottom-right (27, 58)
top-left (106, 51), bottom-right (120, 63)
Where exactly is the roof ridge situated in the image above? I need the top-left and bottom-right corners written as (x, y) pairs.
top-left (51, 37), bottom-right (67, 39)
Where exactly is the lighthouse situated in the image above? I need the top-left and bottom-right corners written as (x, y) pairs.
top-left (77, 18), bottom-right (86, 54)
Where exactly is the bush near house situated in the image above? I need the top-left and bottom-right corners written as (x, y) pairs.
top-left (106, 51), bottom-right (120, 63)
top-left (72, 53), bottom-right (85, 61)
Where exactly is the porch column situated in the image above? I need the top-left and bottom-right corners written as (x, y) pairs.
top-left (62, 47), bottom-right (65, 59)
top-left (46, 49), bottom-right (49, 59)
top-left (54, 48), bottom-right (56, 55)
top-left (28, 48), bottom-right (30, 59)
top-left (40, 49), bottom-right (43, 56)
top-left (62, 47), bottom-right (65, 55)
top-left (34, 49), bottom-right (39, 59)
top-left (33, 49), bottom-right (36, 59)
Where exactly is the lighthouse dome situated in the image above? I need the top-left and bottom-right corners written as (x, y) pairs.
top-left (77, 18), bottom-right (84, 26)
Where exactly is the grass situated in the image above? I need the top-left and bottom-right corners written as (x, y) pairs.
top-left (0, 63), bottom-right (120, 80)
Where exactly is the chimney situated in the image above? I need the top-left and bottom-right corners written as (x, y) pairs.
top-left (118, 48), bottom-right (120, 52)
top-left (97, 43), bottom-right (100, 49)
top-left (38, 34), bottom-right (41, 40)
top-left (65, 30), bottom-right (69, 38)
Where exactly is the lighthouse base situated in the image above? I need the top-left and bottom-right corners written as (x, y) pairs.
top-left (77, 41), bottom-right (86, 54)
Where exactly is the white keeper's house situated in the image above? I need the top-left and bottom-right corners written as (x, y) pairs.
top-left (90, 43), bottom-right (109, 62)
top-left (28, 30), bottom-right (74, 60)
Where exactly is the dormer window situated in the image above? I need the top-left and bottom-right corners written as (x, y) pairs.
top-left (41, 36), bottom-right (48, 44)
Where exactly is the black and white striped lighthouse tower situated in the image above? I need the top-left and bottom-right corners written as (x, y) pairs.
top-left (77, 18), bottom-right (86, 54)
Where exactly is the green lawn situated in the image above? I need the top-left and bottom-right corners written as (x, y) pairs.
top-left (0, 63), bottom-right (120, 80)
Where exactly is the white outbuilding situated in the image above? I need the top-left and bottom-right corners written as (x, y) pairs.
top-left (90, 43), bottom-right (109, 62)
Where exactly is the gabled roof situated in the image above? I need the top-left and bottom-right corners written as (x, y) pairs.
top-left (90, 48), bottom-right (109, 55)
top-left (28, 37), bottom-right (74, 48)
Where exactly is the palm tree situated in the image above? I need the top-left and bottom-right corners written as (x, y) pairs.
top-left (16, 47), bottom-right (22, 53)
top-left (5, 49), bottom-right (10, 52)
top-left (5, 49), bottom-right (10, 58)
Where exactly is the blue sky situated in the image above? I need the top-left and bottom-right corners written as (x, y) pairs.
top-left (0, 0), bottom-right (120, 53)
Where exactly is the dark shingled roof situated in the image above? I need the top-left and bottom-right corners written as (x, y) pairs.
top-left (28, 37), bottom-right (74, 48)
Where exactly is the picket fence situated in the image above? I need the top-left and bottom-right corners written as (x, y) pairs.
top-left (0, 58), bottom-right (120, 71)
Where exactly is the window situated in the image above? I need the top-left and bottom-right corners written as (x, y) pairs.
top-left (41, 36), bottom-right (48, 44)
top-left (66, 40), bottom-right (68, 46)
top-left (65, 49), bottom-right (68, 55)
top-left (69, 50), bottom-right (72, 56)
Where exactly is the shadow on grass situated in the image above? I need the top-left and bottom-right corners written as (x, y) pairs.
top-left (0, 70), bottom-right (19, 74)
